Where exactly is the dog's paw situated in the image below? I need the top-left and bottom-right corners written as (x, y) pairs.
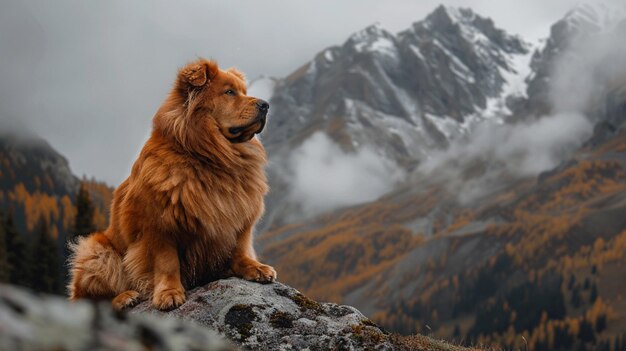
top-left (152, 288), bottom-right (186, 310)
top-left (112, 290), bottom-right (141, 311)
top-left (240, 263), bottom-right (277, 283)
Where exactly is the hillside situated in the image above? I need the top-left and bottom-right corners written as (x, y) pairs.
top-left (257, 4), bottom-right (626, 350)
top-left (0, 129), bottom-right (113, 292)
top-left (0, 131), bottom-right (113, 236)
top-left (260, 119), bottom-right (626, 349)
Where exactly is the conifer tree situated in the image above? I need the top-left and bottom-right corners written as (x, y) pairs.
top-left (0, 215), bottom-right (10, 282)
top-left (4, 212), bottom-right (31, 287)
top-left (31, 217), bottom-right (62, 294)
top-left (571, 286), bottom-right (582, 308)
top-left (590, 283), bottom-right (598, 303)
top-left (73, 182), bottom-right (95, 241)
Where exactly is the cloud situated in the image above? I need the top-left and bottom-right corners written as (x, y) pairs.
top-left (420, 113), bottom-right (593, 203)
top-left (1, 0), bottom-right (613, 185)
top-left (418, 15), bottom-right (626, 203)
top-left (550, 19), bottom-right (626, 114)
top-left (287, 133), bottom-right (404, 217)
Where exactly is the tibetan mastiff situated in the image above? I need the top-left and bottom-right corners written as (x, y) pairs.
top-left (68, 58), bottom-right (276, 310)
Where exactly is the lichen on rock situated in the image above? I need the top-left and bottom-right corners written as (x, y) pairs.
top-left (131, 278), bottom-right (395, 350)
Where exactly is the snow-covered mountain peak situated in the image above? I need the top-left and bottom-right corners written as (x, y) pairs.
top-left (425, 5), bottom-right (476, 26)
top-left (258, 4), bottom-right (622, 230)
top-left (409, 5), bottom-right (529, 54)
top-left (348, 22), bottom-right (389, 40)
top-left (344, 23), bottom-right (397, 55)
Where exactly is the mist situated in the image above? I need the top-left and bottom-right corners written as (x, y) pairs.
top-left (417, 17), bottom-right (626, 203)
top-left (0, 0), bottom-right (616, 186)
top-left (286, 133), bottom-right (405, 217)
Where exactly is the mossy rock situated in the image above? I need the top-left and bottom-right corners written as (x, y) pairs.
top-left (269, 311), bottom-right (294, 329)
top-left (224, 304), bottom-right (258, 340)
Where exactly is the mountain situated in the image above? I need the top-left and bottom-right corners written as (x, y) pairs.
top-left (0, 130), bottom-right (112, 238)
top-left (514, 4), bottom-right (624, 119)
top-left (0, 131), bottom-right (78, 198)
top-left (0, 129), bottom-right (113, 293)
top-left (257, 4), bottom-right (626, 350)
top-left (260, 5), bottom-right (534, 230)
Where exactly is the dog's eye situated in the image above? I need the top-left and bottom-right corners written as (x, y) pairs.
top-left (225, 89), bottom-right (236, 96)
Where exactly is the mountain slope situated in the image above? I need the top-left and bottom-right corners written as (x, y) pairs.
top-left (257, 5), bottom-right (626, 350)
top-left (262, 5), bottom-right (533, 230)
top-left (0, 129), bottom-right (113, 295)
top-left (0, 131), bottom-right (112, 240)
top-left (260, 88), bottom-right (626, 350)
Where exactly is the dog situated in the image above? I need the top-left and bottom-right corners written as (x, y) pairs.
top-left (68, 58), bottom-right (276, 311)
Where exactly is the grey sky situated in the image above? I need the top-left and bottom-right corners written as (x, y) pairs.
top-left (0, 0), bottom-right (622, 185)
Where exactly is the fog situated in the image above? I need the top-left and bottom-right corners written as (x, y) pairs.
top-left (287, 133), bottom-right (405, 217)
top-left (419, 17), bottom-right (626, 203)
top-left (0, 0), bottom-right (614, 185)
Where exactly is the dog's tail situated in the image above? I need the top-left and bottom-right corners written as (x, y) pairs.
top-left (67, 232), bottom-right (127, 300)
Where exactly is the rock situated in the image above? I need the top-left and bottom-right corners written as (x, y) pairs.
top-left (0, 279), bottom-right (474, 350)
top-left (131, 278), bottom-right (395, 350)
top-left (0, 284), bottom-right (235, 351)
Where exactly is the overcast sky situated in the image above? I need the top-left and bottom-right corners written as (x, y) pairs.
top-left (1, 0), bottom-right (623, 185)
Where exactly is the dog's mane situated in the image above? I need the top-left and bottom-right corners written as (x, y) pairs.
top-left (152, 86), bottom-right (266, 171)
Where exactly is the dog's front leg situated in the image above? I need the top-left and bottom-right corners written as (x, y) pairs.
top-left (152, 240), bottom-right (186, 310)
top-left (230, 226), bottom-right (277, 283)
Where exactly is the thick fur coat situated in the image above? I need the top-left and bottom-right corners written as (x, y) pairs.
top-left (68, 59), bottom-right (276, 310)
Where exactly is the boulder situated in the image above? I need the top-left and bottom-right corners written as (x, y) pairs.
top-left (132, 278), bottom-right (394, 350)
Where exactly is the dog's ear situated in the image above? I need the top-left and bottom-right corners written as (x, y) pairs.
top-left (227, 68), bottom-right (246, 82)
top-left (178, 59), bottom-right (219, 88)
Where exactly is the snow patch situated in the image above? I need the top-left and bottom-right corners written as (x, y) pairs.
top-left (500, 45), bottom-right (535, 98)
top-left (323, 49), bottom-right (334, 62)
top-left (354, 36), bottom-right (397, 57)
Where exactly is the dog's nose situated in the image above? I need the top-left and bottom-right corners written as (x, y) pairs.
top-left (256, 100), bottom-right (269, 112)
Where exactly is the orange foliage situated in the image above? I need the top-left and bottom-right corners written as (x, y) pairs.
top-left (10, 183), bottom-right (60, 232)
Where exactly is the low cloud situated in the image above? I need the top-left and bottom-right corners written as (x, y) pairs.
top-left (420, 113), bottom-right (593, 203)
top-left (287, 132), bottom-right (404, 217)
top-left (418, 17), bottom-right (626, 203)
top-left (421, 112), bottom-right (592, 177)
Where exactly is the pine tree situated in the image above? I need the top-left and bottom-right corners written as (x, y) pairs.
top-left (31, 217), bottom-right (62, 294)
top-left (73, 182), bottom-right (95, 241)
top-left (590, 283), bottom-right (598, 303)
top-left (596, 314), bottom-right (607, 333)
top-left (0, 214), bottom-right (10, 282)
top-left (568, 274), bottom-right (576, 290)
top-left (4, 212), bottom-right (31, 287)
top-left (571, 286), bottom-right (582, 308)
top-left (578, 319), bottom-right (596, 344)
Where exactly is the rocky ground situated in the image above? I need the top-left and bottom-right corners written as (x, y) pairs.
top-left (0, 278), bottom-right (476, 351)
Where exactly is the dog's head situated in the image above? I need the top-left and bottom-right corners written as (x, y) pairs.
top-left (157, 58), bottom-right (269, 148)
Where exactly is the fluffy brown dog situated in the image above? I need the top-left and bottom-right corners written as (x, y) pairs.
top-left (68, 58), bottom-right (276, 310)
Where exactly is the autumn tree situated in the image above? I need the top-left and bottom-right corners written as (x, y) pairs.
top-left (72, 182), bottom-right (95, 241)
top-left (31, 216), bottom-right (62, 294)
